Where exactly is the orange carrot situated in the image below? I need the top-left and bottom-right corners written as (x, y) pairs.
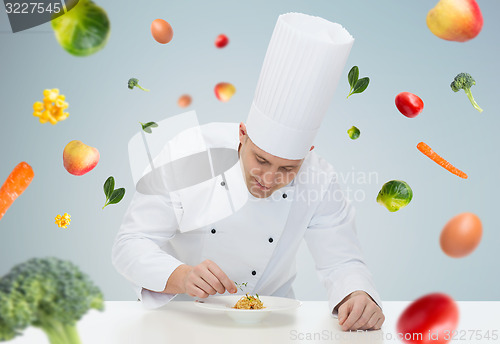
top-left (0, 162), bottom-right (34, 220)
top-left (417, 142), bottom-right (468, 179)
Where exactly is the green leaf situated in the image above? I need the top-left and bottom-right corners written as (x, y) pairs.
top-left (141, 121), bottom-right (158, 134)
top-left (352, 77), bottom-right (369, 94)
top-left (103, 177), bottom-right (114, 200)
top-left (348, 66), bottom-right (359, 89)
top-left (108, 188), bottom-right (126, 205)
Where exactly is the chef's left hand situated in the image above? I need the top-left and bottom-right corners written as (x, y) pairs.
top-left (335, 290), bottom-right (384, 331)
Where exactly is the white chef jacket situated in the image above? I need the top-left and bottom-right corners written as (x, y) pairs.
top-left (112, 122), bottom-right (382, 314)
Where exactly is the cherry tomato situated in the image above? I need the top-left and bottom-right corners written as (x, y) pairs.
top-left (395, 92), bottom-right (424, 118)
top-left (215, 34), bottom-right (229, 48)
top-left (397, 293), bottom-right (459, 344)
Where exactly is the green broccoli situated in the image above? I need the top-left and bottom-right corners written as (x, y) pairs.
top-left (128, 78), bottom-right (150, 92)
top-left (0, 257), bottom-right (104, 344)
top-left (450, 72), bottom-right (483, 113)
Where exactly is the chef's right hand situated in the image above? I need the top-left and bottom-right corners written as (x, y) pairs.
top-left (166, 260), bottom-right (237, 298)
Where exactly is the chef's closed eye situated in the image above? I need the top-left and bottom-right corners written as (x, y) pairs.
top-left (255, 156), bottom-right (268, 165)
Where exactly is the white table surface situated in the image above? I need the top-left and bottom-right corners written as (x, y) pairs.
top-left (7, 301), bottom-right (500, 344)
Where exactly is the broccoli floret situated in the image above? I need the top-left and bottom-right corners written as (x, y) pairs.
top-left (128, 78), bottom-right (150, 92)
top-left (0, 257), bottom-right (104, 344)
top-left (450, 72), bottom-right (483, 113)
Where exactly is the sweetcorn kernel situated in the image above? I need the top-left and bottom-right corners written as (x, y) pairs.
top-left (33, 101), bottom-right (43, 111)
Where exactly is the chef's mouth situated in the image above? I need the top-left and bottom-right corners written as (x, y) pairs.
top-left (254, 178), bottom-right (271, 190)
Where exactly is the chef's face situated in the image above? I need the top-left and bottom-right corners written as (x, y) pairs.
top-left (238, 123), bottom-right (306, 198)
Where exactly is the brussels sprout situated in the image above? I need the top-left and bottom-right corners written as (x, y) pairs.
top-left (376, 180), bottom-right (413, 212)
top-left (51, 0), bottom-right (110, 56)
top-left (347, 126), bottom-right (360, 140)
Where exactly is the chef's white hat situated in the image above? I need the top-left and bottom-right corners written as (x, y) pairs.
top-left (246, 13), bottom-right (354, 160)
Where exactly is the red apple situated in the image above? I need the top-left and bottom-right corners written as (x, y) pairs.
top-left (214, 82), bottom-right (236, 102)
top-left (426, 0), bottom-right (483, 42)
top-left (63, 140), bottom-right (100, 176)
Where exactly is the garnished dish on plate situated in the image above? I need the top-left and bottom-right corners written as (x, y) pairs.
top-left (194, 295), bottom-right (301, 324)
top-left (233, 293), bottom-right (265, 309)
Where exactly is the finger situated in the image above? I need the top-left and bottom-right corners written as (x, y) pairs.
top-left (186, 284), bottom-right (209, 298)
top-left (337, 301), bottom-right (352, 325)
top-left (373, 315), bottom-right (385, 330)
top-left (194, 275), bottom-right (218, 295)
top-left (341, 301), bottom-right (366, 331)
top-left (359, 310), bottom-right (379, 330)
top-left (206, 261), bottom-right (237, 293)
top-left (350, 308), bottom-right (374, 331)
top-left (198, 268), bottom-right (225, 294)
top-left (352, 303), bottom-right (378, 330)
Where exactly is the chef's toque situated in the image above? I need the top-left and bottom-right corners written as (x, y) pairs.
top-left (246, 13), bottom-right (354, 160)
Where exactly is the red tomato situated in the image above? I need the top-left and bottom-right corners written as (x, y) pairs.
top-left (397, 293), bottom-right (459, 344)
top-left (395, 92), bottom-right (424, 118)
top-left (215, 34), bottom-right (229, 48)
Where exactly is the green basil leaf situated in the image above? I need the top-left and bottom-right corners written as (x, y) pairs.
top-left (108, 188), bottom-right (126, 205)
top-left (348, 66), bottom-right (359, 88)
top-left (141, 121), bottom-right (158, 134)
top-left (144, 122), bottom-right (158, 129)
top-left (103, 176), bottom-right (115, 200)
top-left (352, 77), bottom-right (370, 95)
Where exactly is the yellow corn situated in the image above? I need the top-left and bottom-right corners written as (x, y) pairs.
top-left (34, 89), bottom-right (69, 125)
top-left (55, 213), bottom-right (71, 228)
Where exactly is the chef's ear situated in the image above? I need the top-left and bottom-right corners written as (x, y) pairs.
top-left (239, 122), bottom-right (248, 143)
top-left (310, 145), bottom-right (315, 151)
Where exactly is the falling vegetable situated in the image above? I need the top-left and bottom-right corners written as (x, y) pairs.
top-left (0, 257), bottom-right (104, 343)
top-left (395, 92), bottom-right (424, 118)
top-left (215, 34), bottom-right (229, 48)
top-left (140, 121), bottom-right (158, 134)
top-left (102, 176), bottom-right (125, 209)
top-left (128, 78), bottom-right (150, 92)
top-left (33, 89), bottom-right (69, 125)
top-left (347, 66), bottom-right (369, 98)
top-left (347, 126), bottom-right (360, 140)
top-left (376, 180), bottom-right (413, 212)
top-left (51, 0), bottom-right (110, 56)
top-left (55, 213), bottom-right (71, 228)
top-left (417, 142), bottom-right (468, 179)
top-left (397, 293), bottom-right (459, 344)
top-left (0, 162), bottom-right (34, 221)
top-left (450, 72), bottom-right (482, 113)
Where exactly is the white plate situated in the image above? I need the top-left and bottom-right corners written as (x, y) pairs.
top-left (194, 295), bottom-right (302, 324)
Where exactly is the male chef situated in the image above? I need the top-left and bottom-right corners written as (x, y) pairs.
top-left (112, 13), bottom-right (385, 331)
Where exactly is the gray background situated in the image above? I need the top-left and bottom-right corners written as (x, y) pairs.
top-left (0, 0), bottom-right (498, 303)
